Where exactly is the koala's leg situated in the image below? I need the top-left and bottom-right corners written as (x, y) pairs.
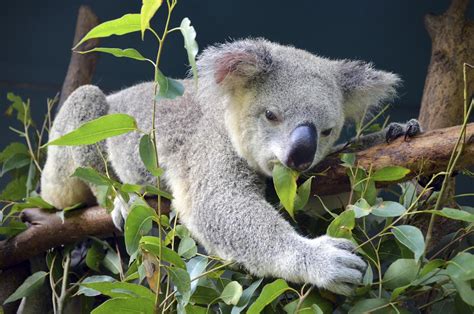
top-left (333, 119), bottom-right (422, 153)
top-left (41, 85), bottom-right (109, 208)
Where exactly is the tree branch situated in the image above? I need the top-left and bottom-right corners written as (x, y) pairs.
top-left (0, 124), bottom-right (473, 269)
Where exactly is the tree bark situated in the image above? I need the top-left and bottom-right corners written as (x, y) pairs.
top-left (1, 124), bottom-right (472, 270)
top-left (417, 0), bottom-right (473, 250)
top-left (58, 5), bottom-right (100, 107)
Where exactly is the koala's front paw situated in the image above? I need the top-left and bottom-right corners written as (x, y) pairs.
top-left (385, 119), bottom-right (422, 143)
top-left (111, 195), bottom-right (137, 232)
top-left (306, 235), bottom-right (366, 296)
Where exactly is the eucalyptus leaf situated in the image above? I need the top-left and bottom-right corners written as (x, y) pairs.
top-left (383, 259), bottom-right (419, 290)
top-left (139, 134), bottom-right (163, 177)
top-left (74, 14), bottom-right (142, 49)
top-left (425, 208), bottom-right (474, 223)
top-left (178, 237), bottom-right (197, 259)
top-left (167, 266), bottom-right (191, 305)
top-left (79, 47), bottom-right (151, 63)
top-left (327, 209), bottom-right (355, 239)
top-left (140, 236), bottom-right (186, 269)
top-left (247, 279), bottom-right (291, 314)
top-left (391, 225), bottom-right (425, 263)
top-left (3, 271), bottom-right (48, 304)
top-left (48, 113), bottom-right (137, 146)
top-left (81, 281), bottom-right (155, 301)
top-left (140, 0), bottom-right (163, 39)
top-left (124, 205), bottom-right (156, 256)
top-left (372, 166), bottom-right (410, 182)
top-left (371, 201), bottom-right (406, 217)
top-left (349, 298), bottom-right (390, 314)
top-left (71, 167), bottom-right (112, 187)
top-left (220, 281), bottom-right (243, 305)
top-left (77, 276), bottom-right (116, 297)
top-left (231, 279), bottom-right (263, 314)
top-left (155, 71), bottom-right (185, 99)
top-left (349, 198), bottom-right (371, 218)
top-left (294, 176), bottom-right (313, 211)
top-left (180, 18), bottom-right (199, 83)
top-left (272, 163), bottom-right (298, 219)
top-left (91, 297), bottom-right (154, 314)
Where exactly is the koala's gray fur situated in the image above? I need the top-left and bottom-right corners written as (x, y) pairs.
top-left (41, 38), bottom-right (405, 295)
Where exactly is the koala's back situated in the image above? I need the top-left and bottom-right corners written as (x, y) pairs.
top-left (105, 80), bottom-right (202, 186)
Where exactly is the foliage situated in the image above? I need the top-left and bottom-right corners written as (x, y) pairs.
top-left (1, 1), bottom-right (473, 314)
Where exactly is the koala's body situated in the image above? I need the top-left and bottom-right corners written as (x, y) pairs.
top-left (41, 39), bottom-right (416, 295)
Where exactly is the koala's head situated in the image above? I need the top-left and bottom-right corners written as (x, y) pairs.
top-left (197, 39), bottom-right (400, 176)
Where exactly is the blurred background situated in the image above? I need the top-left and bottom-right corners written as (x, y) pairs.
top-left (1, 0), bottom-right (473, 197)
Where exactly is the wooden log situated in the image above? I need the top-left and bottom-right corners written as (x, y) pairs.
top-left (58, 5), bottom-right (100, 107)
top-left (0, 124), bottom-right (472, 269)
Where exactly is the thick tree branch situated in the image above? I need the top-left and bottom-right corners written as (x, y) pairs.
top-left (58, 5), bottom-right (100, 107)
top-left (0, 124), bottom-right (473, 269)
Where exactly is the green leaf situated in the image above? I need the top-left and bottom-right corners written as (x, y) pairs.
top-left (77, 276), bottom-right (116, 296)
top-left (91, 297), bottom-right (154, 314)
top-left (391, 225), bottom-right (425, 263)
top-left (3, 271), bottom-right (48, 304)
top-left (24, 196), bottom-right (54, 209)
top-left (167, 266), bottom-right (191, 304)
top-left (144, 185), bottom-right (172, 199)
top-left (220, 281), bottom-right (243, 305)
top-left (349, 198), bottom-right (371, 218)
top-left (178, 237), bottom-right (197, 259)
top-left (74, 14), bottom-right (142, 49)
top-left (6, 93), bottom-right (32, 125)
top-left (371, 201), bottom-right (406, 217)
top-left (340, 153), bottom-right (356, 167)
top-left (180, 18), bottom-right (199, 83)
top-left (1, 154), bottom-right (30, 176)
top-left (82, 282), bottom-right (155, 301)
top-left (121, 183), bottom-right (143, 193)
top-left (188, 256), bottom-right (208, 294)
top-left (294, 176), bottom-right (313, 211)
top-left (420, 259), bottom-right (445, 277)
top-left (0, 142), bottom-right (28, 163)
top-left (372, 166), bottom-right (410, 182)
top-left (399, 182), bottom-right (417, 209)
top-left (140, 0), bottom-right (162, 39)
top-left (155, 71), bottom-right (185, 100)
top-left (0, 176), bottom-right (28, 201)
top-left (48, 113), bottom-right (137, 146)
top-left (283, 290), bottom-right (332, 314)
top-left (124, 205), bottom-right (156, 256)
top-left (425, 208), bottom-right (474, 223)
top-left (247, 279), bottom-right (291, 314)
top-left (71, 167), bottom-right (112, 186)
top-left (139, 134), bottom-right (163, 177)
top-left (86, 241), bottom-right (106, 272)
top-left (446, 252), bottom-right (474, 280)
top-left (102, 250), bottom-right (122, 275)
top-left (272, 163), bottom-right (298, 219)
top-left (190, 286), bottom-right (219, 304)
top-left (327, 209), bottom-right (355, 239)
top-left (79, 48), bottom-right (151, 63)
top-left (349, 298), bottom-right (390, 314)
top-left (231, 279), bottom-right (263, 314)
top-left (0, 220), bottom-right (27, 237)
top-left (140, 236), bottom-right (186, 269)
top-left (383, 259), bottom-right (419, 290)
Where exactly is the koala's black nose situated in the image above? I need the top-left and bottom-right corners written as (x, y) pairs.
top-left (286, 123), bottom-right (317, 171)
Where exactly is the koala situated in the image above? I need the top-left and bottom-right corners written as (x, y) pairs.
top-left (41, 38), bottom-right (421, 295)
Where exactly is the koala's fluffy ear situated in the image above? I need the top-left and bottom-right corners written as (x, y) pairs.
top-left (337, 60), bottom-right (401, 121)
top-left (197, 40), bottom-right (274, 94)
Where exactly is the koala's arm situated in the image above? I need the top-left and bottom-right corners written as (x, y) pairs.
top-left (333, 119), bottom-right (422, 153)
top-left (188, 157), bottom-right (365, 295)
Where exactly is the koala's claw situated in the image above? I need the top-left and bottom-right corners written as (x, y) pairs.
top-left (385, 119), bottom-right (422, 143)
top-left (308, 236), bottom-right (366, 296)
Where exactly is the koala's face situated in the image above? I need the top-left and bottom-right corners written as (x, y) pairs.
top-left (236, 65), bottom-right (345, 176)
top-left (199, 39), bottom-right (400, 176)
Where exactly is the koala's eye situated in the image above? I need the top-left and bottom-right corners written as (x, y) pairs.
top-left (265, 110), bottom-right (278, 122)
top-left (321, 128), bottom-right (333, 136)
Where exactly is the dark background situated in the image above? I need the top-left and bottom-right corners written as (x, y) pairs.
top-left (1, 1), bottom-right (473, 199)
